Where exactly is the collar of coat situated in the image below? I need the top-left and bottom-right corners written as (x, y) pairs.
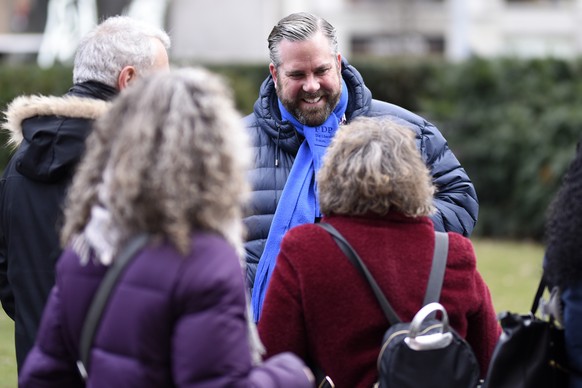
top-left (2, 94), bottom-right (111, 149)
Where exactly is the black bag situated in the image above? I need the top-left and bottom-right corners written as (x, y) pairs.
top-left (378, 302), bottom-right (480, 388)
top-left (318, 223), bottom-right (480, 388)
top-left (482, 275), bottom-right (572, 388)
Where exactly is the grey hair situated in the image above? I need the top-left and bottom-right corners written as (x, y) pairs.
top-left (268, 12), bottom-right (338, 68)
top-left (317, 117), bottom-right (435, 217)
top-left (61, 67), bottom-right (250, 255)
top-left (73, 15), bottom-right (171, 87)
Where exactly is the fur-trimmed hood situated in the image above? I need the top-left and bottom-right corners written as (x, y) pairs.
top-left (3, 95), bottom-right (110, 148)
top-left (1, 93), bottom-right (111, 183)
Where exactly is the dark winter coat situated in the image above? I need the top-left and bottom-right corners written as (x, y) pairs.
top-left (0, 82), bottom-right (114, 370)
top-left (561, 284), bottom-right (582, 388)
top-left (19, 233), bottom-right (313, 388)
top-left (242, 58), bottom-right (479, 289)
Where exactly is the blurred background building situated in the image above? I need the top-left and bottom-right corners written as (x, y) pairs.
top-left (0, 0), bottom-right (580, 65)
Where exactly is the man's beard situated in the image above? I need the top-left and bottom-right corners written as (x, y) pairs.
top-left (277, 81), bottom-right (342, 127)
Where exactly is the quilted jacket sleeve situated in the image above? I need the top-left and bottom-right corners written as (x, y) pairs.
top-left (19, 285), bottom-right (84, 387)
top-left (366, 100), bottom-right (478, 237)
top-left (421, 121), bottom-right (479, 237)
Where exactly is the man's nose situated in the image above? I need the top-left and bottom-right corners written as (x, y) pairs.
top-left (302, 75), bottom-right (320, 93)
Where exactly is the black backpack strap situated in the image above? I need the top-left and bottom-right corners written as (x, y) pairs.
top-left (76, 233), bottom-right (149, 380)
top-left (422, 231), bottom-right (449, 305)
top-left (531, 273), bottom-right (548, 315)
top-left (318, 223), bottom-right (449, 325)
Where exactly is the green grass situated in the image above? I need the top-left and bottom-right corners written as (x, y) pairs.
top-left (474, 238), bottom-right (545, 314)
top-left (0, 238), bottom-right (545, 385)
top-left (0, 312), bottom-right (15, 388)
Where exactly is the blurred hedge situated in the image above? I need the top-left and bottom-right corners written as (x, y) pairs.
top-left (418, 58), bottom-right (582, 241)
top-left (0, 58), bottom-right (580, 241)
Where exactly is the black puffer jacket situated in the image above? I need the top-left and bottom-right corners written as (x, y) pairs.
top-left (242, 59), bottom-right (479, 289)
top-left (0, 82), bottom-right (114, 370)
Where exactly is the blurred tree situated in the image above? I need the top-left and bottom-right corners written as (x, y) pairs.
top-left (37, 0), bottom-right (167, 68)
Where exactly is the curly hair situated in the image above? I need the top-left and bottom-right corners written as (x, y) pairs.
top-left (317, 117), bottom-right (435, 217)
top-left (61, 67), bottom-right (250, 255)
top-left (545, 141), bottom-right (582, 287)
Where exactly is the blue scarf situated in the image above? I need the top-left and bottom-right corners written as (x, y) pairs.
top-left (251, 80), bottom-right (348, 322)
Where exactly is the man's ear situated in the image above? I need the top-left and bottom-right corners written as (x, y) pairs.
top-left (269, 63), bottom-right (277, 89)
top-left (117, 66), bottom-right (136, 90)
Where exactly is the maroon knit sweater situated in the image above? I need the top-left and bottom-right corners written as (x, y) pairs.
top-left (258, 212), bottom-right (500, 388)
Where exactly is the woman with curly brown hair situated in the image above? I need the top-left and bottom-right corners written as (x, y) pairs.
top-left (545, 141), bottom-right (582, 388)
top-left (19, 68), bottom-right (314, 388)
top-left (258, 116), bottom-right (499, 388)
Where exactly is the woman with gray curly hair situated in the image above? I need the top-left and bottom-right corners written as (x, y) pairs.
top-left (19, 68), bottom-right (314, 388)
top-left (258, 117), bottom-right (499, 387)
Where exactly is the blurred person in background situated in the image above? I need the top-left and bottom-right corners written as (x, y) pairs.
top-left (545, 140), bottom-right (582, 388)
top-left (19, 67), bottom-right (314, 388)
top-left (243, 12), bottom-right (479, 321)
top-left (0, 15), bottom-right (170, 371)
top-left (258, 117), bottom-right (500, 387)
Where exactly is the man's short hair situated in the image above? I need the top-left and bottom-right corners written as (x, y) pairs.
top-left (73, 16), bottom-right (171, 87)
top-left (267, 12), bottom-right (338, 68)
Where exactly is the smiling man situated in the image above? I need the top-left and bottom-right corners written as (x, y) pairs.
top-left (244, 12), bottom-right (479, 321)
top-left (272, 30), bottom-right (342, 127)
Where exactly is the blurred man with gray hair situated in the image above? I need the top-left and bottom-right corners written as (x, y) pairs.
top-left (0, 15), bottom-right (171, 371)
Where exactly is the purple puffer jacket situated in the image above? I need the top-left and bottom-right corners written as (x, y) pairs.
top-left (19, 232), bottom-right (313, 387)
